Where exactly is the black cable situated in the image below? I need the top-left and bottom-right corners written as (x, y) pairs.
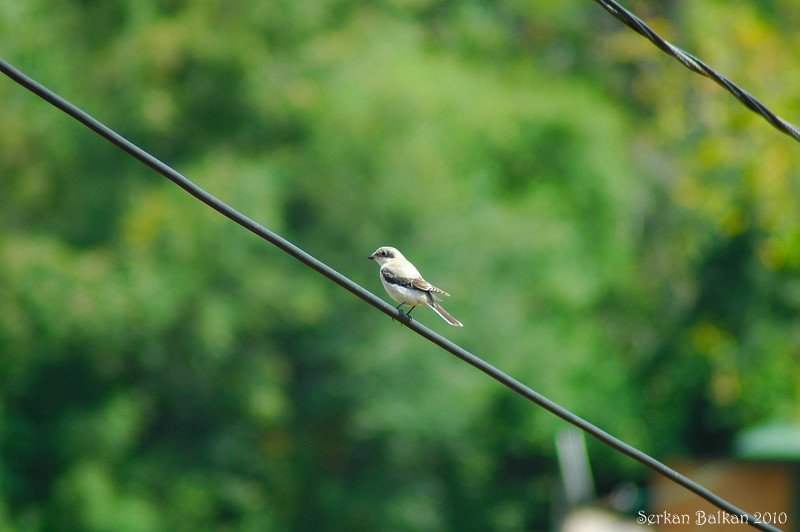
top-left (0, 56), bottom-right (783, 531)
top-left (592, 0), bottom-right (800, 144)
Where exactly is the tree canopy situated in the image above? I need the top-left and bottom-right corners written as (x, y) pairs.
top-left (1, 1), bottom-right (799, 530)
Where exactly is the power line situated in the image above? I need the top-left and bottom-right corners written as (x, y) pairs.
top-left (0, 56), bottom-right (783, 532)
top-left (592, 0), bottom-right (800, 143)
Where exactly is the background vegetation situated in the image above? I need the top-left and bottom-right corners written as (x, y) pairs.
top-left (1, 0), bottom-right (799, 530)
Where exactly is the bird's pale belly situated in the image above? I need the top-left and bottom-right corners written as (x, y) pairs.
top-left (381, 279), bottom-right (429, 306)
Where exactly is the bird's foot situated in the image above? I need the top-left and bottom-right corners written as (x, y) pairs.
top-left (392, 303), bottom-right (412, 324)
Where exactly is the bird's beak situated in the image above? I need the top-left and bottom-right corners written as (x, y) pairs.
top-left (368, 253), bottom-right (376, 260)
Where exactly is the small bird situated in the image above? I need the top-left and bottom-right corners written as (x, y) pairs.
top-left (368, 246), bottom-right (463, 327)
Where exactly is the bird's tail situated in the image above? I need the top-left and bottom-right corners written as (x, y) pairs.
top-left (428, 302), bottom-right (463, 327)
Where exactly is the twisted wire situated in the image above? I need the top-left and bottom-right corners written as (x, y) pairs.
top-left (593, 0), bottom-right (800, 143)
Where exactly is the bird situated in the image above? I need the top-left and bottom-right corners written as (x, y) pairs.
top-left (368, 246), bottom-right (463, 327)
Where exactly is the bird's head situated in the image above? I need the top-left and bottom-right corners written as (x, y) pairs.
top-left (368, 246), bottom-right (402, 266)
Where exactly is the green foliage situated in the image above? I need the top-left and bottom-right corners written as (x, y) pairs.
top-left (2, 0), bottom-right (799, 530)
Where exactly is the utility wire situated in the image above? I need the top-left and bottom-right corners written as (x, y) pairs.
top-left (592, 0), bottom-right (800, 143)
top-left (0, 56), bottom-right (782, 532)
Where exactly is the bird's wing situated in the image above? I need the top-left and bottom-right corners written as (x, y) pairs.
top-left (382, 269), bottom-right (450, 297)
top-left (425, 283), bottom-right (450, 297)
top-left (381, 268), bottom-right (419, 289)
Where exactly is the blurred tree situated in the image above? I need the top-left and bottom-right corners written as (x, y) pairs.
top-left (1, 0), bottom-right (798, 530)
